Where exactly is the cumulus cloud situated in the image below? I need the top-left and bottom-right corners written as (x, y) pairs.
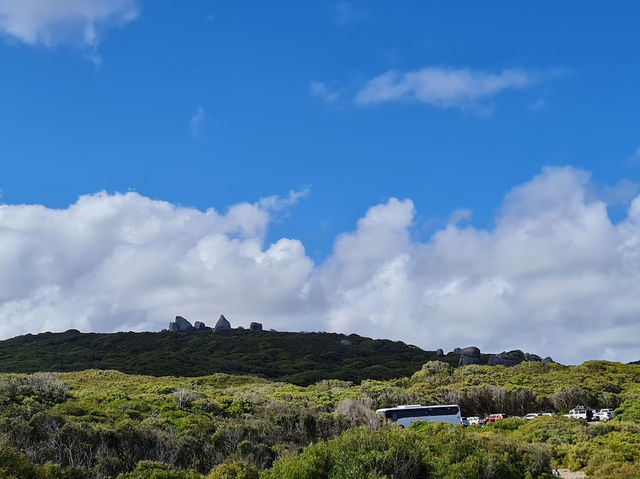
top-left (0, 190), bottom-right (314, 338)
top-left (0, 0), bottom-right (138, 48)
top-left (355, 67), bottom-right (541, 111)
top-left (2, 168), bottom-right (640, 364)
top-left (321, 167), bottom-right (640, 364)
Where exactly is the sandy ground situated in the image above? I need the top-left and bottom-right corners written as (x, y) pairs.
top-left (557, 469), bottom-right (586, 479)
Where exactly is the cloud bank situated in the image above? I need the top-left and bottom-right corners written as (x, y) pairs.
top-left (355, 67), bottom-right (540, 111)
top-left (2, 167), bottom-right (640, 364)
top-left (0, 0), bottom-right (138, 48)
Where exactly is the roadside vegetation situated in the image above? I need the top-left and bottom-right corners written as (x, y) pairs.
top-left (0, 360), bottom-right (638, 478)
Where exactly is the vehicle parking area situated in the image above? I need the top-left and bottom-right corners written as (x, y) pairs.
top-left (461, 406), bottom-right (614, 426)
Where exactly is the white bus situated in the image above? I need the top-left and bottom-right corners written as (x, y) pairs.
top-left (376, 404), bottom-right (462, 427)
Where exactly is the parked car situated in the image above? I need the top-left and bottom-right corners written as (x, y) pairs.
top-left (466, 416), bottom-right (483, 426)
top-left (484, 413), bottom-right (508, 424)
top-left (524, 413), bottom-right (540, 420)
top-left (596, 409), bottom-right (613, 421)
top-left (460, 417), bottom-right (470, 427)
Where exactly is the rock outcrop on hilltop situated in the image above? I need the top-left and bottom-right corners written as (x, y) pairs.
top-left (488, 351), bottom-right (518, 367)
top-left (214, 315), bottom-right (231, 332)
top-left (168, 316), bottom-right (195, 332)
top-left (449, 346), bottom-right (555, 367)
top-left (167, 314), bottom-right (271, 333)
top-left (458, 346), bottom-right (482, 366)
top-left (249, 322), bottom-right (263, 332)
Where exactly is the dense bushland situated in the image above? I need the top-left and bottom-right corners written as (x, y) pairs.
top-left (0, 360), bottom-right (637, 478)
top-left (0, 329), bottom-right (453, 385)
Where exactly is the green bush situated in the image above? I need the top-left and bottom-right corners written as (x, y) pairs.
top-left (205, 461), bottom-right (258, 479)
top-left (116, 461), bottom-right (201, 479)
top-left (264, 424), bottom-right (553, 479)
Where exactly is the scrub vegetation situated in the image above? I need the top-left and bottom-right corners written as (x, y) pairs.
top-left (0, 360), bottom-right (638, 478)
top-left (0, 329), bottom-right (454, 385)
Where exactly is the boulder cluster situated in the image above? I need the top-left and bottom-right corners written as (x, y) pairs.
top-left (448, 346), bottom-right (554, 367)
top-left (167, 314), bottom-right (264, 333)
top-left (168, 316), bottom-right (206, 332)
top-left (488, 350), bottom-right (555, 366)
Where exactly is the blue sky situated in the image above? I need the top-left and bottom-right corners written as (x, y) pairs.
top-left (1, 1), bottom-right (640, 362)
top-left (2, 1), bottom-right (639, 257)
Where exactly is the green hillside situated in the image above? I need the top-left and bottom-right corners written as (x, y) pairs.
top-left (0, 329), bottom-right (456, 384)
top-left (0, 361), bottom-right (639, 478)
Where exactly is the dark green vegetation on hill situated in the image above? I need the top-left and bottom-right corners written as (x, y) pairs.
top-left (0, 329), bottom-right (463, 385)
top-left (0, 361), bottom-right (638, 478)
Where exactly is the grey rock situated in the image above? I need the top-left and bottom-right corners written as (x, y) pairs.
top-left (453, 347), bottom-right (462, 354)
top-left (194, 321), bottom-right (206, 330)
top-left (435, 348), bottom-right (444, 357)
top-left (488, 351), bottom-right (517, 367)
top-left (542, 356), bottom-right (555, 364)
top-left (460, 346), bottom-right (481, 358)
top-left (340, 339), bottom-right (352, 346)
top-left (237, 326), bottom-right (244, 330)
top-left (249, 322), bottom-right (263, 332)
top-left (488, 356), bottom-right (517, 367)
top-left (524, 353), bottom-right (542, 362)
top-left (169, 316), bottom-right (194, 332)
top-left (459, 356), bottom-right (482, 366)
top-left (214, 314), bottom-right (231, 332)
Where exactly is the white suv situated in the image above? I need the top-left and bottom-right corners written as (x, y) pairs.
top-left (564, 406), bottom-right (588, 420)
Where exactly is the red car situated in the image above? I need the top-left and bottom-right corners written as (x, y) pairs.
top-left (484, 413), bottom-right (509, 424)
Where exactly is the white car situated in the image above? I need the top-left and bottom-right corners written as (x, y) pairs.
top-left (596, 409), bottom-right (614, 421)
top-left (466, 416), bottom-right (483, 426)
top-left (524, 413), bottom-right (540, 420)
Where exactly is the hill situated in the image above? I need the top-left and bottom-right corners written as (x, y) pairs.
top-left (0, 328), bottom-right (456, 385)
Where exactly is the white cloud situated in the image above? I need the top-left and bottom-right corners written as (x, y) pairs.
top-left (189, 107), bottom-right (206, 137)
top-left (0, 190), bottom-right (314, 337)
top-left (320, 167), bottom-right (640, 364)
top-left (310, 82), bottom-right (341, 103)
top-left (2, 168), bottom-right (640, 364)
top-left (0, 0), bottom-right (138, 48)
top-left (355, 67), bottom-right (540, 111)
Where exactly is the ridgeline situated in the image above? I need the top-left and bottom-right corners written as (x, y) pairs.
top-left (0, 329), bottom-right (458, 385)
